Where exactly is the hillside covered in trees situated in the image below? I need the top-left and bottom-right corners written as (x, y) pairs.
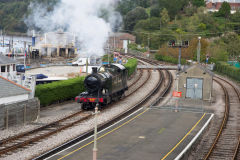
top-left (1, 0), bottom-right (240, 63)
top-left (0, 0), bottom-right (58, 33)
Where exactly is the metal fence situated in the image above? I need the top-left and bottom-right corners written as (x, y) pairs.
top-left (151, 97), bottom-right (209, 113)
top-left (0, 98), bottom-right (40, 130)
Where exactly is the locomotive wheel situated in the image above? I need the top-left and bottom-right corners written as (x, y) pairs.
top-left (82, 104), bottom-right (89, 110)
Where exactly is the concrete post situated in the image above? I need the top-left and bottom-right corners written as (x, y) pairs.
top-left (65, 48), bottom-right (69, 57)
top-left (57, 47), bottom-right (60, 57)
top-left (178, 47), bottom-right (182, 71)
top-left (47, 47), bottom-right (51, 57)
top-left (197, 37), bottom-right (201, 63)
top-left (23, 104), bottom-right (27, 125)
top-left (37, 100), bottom-right (40, 121)
top-left (5, 108), bottom-right (8, 130)
top-left (93, 104), bottom-right (99, 160)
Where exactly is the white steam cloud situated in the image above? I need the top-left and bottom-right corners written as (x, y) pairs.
top-left (25, 0), bottom-right (122, 56)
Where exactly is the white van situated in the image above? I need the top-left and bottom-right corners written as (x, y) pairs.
top-left (72, 57), bottom-right (91, 66)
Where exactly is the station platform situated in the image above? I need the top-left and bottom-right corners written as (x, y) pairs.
top-left (46, 108), bottom-right (213, 160)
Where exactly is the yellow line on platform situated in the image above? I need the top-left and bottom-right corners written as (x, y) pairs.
top-left (161, 113), bottom-right (206, 160)
top-left (58, 108), bottom-right (149, 160)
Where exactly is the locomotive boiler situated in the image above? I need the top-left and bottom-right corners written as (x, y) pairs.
top-left (75, 64), bottom-right (128, 110)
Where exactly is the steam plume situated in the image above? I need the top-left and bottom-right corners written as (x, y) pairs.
top-left (25, 0), bottom-right (122, 56)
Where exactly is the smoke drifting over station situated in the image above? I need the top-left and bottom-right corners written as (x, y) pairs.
top-left (25, 0), bottom-right (122, 55)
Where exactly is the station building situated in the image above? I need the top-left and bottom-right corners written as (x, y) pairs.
top-left (108, 32), bottom-right (136, 53)
top-left (34, 30), bottom-right (76, 58)
top-left (178, 64), bottom-right (214, 101)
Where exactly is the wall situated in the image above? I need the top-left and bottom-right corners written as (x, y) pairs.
top-left (0, 98), bottom-right (40, 129)
top-left (0, 94), bottom-right (29, 105)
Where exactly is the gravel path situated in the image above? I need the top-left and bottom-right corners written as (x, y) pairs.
top-left (0, 69), bottom-right (159, 160)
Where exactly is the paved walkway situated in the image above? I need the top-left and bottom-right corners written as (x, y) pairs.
top-left (47, 108), bottom-right (213, 160)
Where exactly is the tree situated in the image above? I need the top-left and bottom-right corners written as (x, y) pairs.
top-left (160, 8), bottom-right (170, 26)
top-left (221, 32), bottom-right (240, 59)
top-left (191, 0), bottom-right (205, 7)
top-left (116, 0), bottom-right (137, 16)
top-left (136, 0), bottom-right (150, 8)
top-left (150, 5), bottom-right (160, 17)
top-left (158, 0), bottom-right (189, 19)
top-left (217, 1), bottom-right (231, 18)
top-left (124, 7), bottom-right (148, 31)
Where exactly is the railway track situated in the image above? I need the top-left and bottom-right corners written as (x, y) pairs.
top-left (33, 58), bottom-right (173, 160)
top-left (0, 69), bottom-right (146, 157)
top-left (203, 77), bottom-right (240, 160)
top-left (0, 57), bottom-right (170, 158)
top-left (0, 111), bottom-right (92, 157)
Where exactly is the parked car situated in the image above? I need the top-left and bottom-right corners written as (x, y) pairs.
top-left (36, 74), bottom-right (48, 79)
top-left (16, 64), bottom-right (25, 74)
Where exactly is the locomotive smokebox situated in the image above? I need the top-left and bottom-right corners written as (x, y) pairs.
top-left (92, 67), bottom-right (98, 74)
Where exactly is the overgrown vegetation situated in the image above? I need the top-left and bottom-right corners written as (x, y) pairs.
top-left (155, 54), bottom-right (187, 65)
top-left (124, 58), bottom-right (138, 76)
top-left (214, 61), bottom-right (240, 81)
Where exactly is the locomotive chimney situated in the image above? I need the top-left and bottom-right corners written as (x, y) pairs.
top-left (92, 67), bottom-right (98, 74)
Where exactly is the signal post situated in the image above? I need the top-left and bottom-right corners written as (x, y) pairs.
top-left (168, 40), bottom-right (189, 111)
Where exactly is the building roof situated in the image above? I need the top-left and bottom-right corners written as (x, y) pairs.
top-left (0, 55), bottom-right (17, 65)
top-left (0, 76), bottom-right (30, 99)
top-left (180, 64), bottom-right (214, 76)
top-left (109, 32), bottom-right (135, 39)
top-left (207, 0), bottom-right (240, 3)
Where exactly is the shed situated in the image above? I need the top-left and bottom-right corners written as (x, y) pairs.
top-left (178, 64), bottom-right (214, 101)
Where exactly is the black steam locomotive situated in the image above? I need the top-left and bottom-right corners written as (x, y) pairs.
top-left (75, 64), bottom-right (128, 110)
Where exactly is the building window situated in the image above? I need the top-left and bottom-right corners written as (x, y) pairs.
top-left (7, 65), bottom-right (10, 72)
top-left (13, 64), bottom-right (16, 71)
top-left (1, 66), bottom-right (6, 72)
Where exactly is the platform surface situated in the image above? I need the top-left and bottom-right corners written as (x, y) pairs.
top-left (47, 108), bottom-right (212, 160)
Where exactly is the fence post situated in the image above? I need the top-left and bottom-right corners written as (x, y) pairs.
top-left (5, 108), bottom-right (8, 130)
top-left (24, 104), bottom-right (27, 125)
top-left (36, 100), bottom-right (40, 122)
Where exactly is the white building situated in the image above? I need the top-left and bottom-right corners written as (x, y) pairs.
top-left (0, 55), bottom-right (17, 80)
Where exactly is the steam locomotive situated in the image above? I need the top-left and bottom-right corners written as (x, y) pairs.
top-left (75, 64), bottom-right (128, 110)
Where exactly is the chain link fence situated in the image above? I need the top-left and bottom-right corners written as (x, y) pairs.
top-left (0, 98), bottom-right (40, 130)
top-left (151, 97), bottom-right (208, 113)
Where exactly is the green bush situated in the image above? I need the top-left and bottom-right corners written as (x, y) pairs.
top-left (124, 58), bottom-right (138, 77)
top-left (155, 54), bottom-right (187, 65)
top-left (214, 61), bottom-right (240, 81)
top-left (35, 76), bottom-right (85, 107)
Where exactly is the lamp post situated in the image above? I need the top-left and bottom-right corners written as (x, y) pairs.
top-left (93, 103), bottom-right (99, 160)
top-left (197, 36), bottom-right (201, 64)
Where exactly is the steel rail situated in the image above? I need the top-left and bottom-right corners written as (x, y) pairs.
top-left (33, 59), bottom-right (171, 160)
top-left (0, 110), bottom-right (84, 146)
top-left (204, 78), bottom-right (230, 160)
top-left (215, 77), bottom-right (240, 160)
top-left (0, 61), bottom-right (149, 157)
